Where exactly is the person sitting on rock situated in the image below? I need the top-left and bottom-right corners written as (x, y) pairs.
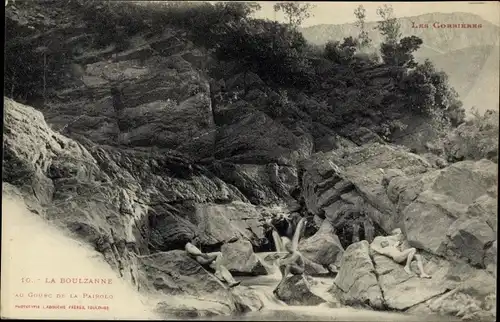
top-left (184, 240), bottom-right (240, 288)
top-left (371, 230), bottom-right (431, 279)
top-left (273, 218), bottom-right (307, 294)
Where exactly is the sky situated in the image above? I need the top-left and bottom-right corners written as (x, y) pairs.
top-left (251, 2), bottom-right (500, 27)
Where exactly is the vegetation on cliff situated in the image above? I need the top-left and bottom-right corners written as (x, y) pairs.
top-left (5, 1), bottom-right (466, 145)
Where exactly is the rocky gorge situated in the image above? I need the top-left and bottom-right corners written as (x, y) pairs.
top-left (3, 1), bottom-right (498, 321)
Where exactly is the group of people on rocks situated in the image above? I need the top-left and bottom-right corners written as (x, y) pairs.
top-left (183, 215), bottom-right (431, 292)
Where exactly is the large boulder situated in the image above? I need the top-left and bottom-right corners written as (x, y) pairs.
top-left (440, 110), bottom-right (499, 163)
top-left (333, 144), bottom-right (432, 232)
top-left (407, 266), bottom-right (496, 321)
top-left (466, 193), bottom-right (497, 234)
top-left (484, 240), bottom-right (497, 277)
top-left (446, 216), bottom-right (496, 266)
top-left (395, 160), bottom-right (498, 260)
top-left (330, 241), bottom-right (384, 309)
top-left (130, 249), bottom-right (228, 296)
top-left (261, 252), bottom-right (329, 277)
top-left (330, 235), bottom-right (496, 320)
top-left (274, 275), bottom-right (327, 306)
top-left (139, 250), bottom-right (263, 317)
top-left (230, 287), bottom-right (265, 313)
top-left (221, 239), bottom-right (269, 276)
top-left (370, 236), bottom-right (454, 311)
top-left (402, 189), bottom-right (465, 256)
top-left (298, 220), bottom-right (344, 267)
top-left (300, 144), bottom-right (432, 235)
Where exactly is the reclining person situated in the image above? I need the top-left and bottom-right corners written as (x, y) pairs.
top-left (185, 239), bottom-right (240, 287)
top-left (371, 229), bottom-right (431, 279)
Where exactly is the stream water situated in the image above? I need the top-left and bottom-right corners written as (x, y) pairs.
top-left (201, 252), bottom-right (461, 322)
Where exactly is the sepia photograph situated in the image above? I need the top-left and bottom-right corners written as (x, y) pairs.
top-left (2, 0), bottom-right (499, 320)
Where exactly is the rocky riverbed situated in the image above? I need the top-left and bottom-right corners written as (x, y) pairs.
top-left (3, 2), bottom-right (498, 321)
top-left (3, 87), bottom-right (497, 321)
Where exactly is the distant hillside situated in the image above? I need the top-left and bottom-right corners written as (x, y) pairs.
top-left (460, 45), bottom-right (500, 113)
top-left (300, 12), bottom-right (499, 52)
top-left (301, 12), bottom-right (500, 112)
top-left (416, 44), bottom-right (499, 111)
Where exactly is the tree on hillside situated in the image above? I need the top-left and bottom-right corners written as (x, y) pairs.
top-left (381, 35), bottom-right (423, 67)
top-left (213, 19), bottom-right (311, 88)
top-left (374, 5), bottom-right (422, 67)
top-left (376, 5), bottom-right (405, 66)
top-left (213, 1), bottom-right (261, 22)
top-left (324, 37), bottom-right (359, 64)
top-left (354, 5), bottom-right (371, 49)
top-left (273, 2), bottom-right (315, 28)
top-left (400, 59), bottom-right (465, 126)
top-left (375, 4), bottom-right (401, 45)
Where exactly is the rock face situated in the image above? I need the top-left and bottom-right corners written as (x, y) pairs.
top-left (397, 160), bottom-right (497, 258)
top-left (138, 250), bottom-right (231, 300)
top-left (370, 236), bottom-right (452, 311)
top-left (484, 240), bottom-right (497, 277)
top-left (221, 240), bottom-right (268, 276)
top-left (213, 108), bottom-right (313, 166)
top-left (330, 241), bottom-right (384, 309)
top-left (6, 0), bottom-right (311, 207)
top-left (332, 237), bottom-right (496, 320)
top-left (301, 144), bottom-right (497, 263)
top-left (2, 98), bottom-right (268, 315)
top-left (439, 110), bottom-right (499, 163)
top-left (303, 143), bottom-right (497, 320)
top-left (299, 144), bottom-right (431, 248)
top-left (275, 275), bottom-right (327, 306)
top-left (3, 97), bottom-right (270, 250)
top-left (298, 220), bottom-right (344, 267)
top-left (138, 250), bottom-right (263, 317)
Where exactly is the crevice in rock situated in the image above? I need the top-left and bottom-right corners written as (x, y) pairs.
top-left (208, 80), bottom-right (220, 128)
top-left (403, 287), bottom-right (454, 313)
top-left (315, 175), bottom-right (343, 195)
top-left (367, 250), bottom-right (389, 310)
top-left (258, 229), bottom-right (278, 252)
top-left (320, 182), bottom-right (356, 210)
top-left (212, 198), bottom-right (233, 205)
top-left (199, 242), bottom-right (224, 254)
top-left (333, 211), bottom-right (385, 249)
